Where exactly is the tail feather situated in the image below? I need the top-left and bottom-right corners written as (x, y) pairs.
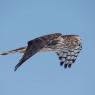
top-left (0, 47), bottom-right (27, 56)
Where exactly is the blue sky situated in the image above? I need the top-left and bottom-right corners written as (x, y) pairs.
top-left (0, 0), bottom-right (95, 95)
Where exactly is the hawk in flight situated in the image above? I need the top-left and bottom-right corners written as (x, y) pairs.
top-left (0, 33), bottom-right (82, 71)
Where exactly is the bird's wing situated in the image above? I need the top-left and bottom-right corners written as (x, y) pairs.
top-left (0, 47), bottom-right (26, 56)
top-left (56, 45), bottom-right (82, 68)
top-left (14, 33), bottom-right (62, 71)
top-left (14, 38), bottom-right (45, 71)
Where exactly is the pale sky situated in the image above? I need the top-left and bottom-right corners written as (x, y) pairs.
top-left (0, 0), bottom-right (95, 95)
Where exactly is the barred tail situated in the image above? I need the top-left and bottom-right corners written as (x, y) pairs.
top-left (0, 46), bottom-right (27, 56)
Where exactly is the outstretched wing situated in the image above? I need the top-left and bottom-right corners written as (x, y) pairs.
top-left (0, 47), bottom-right (26, 56)
top-left (14, 33), bottom-right (62, 71)
top-left (14, 38), bottom-right (45, 71)
top-left (56, 44), bottom-right (82, 68)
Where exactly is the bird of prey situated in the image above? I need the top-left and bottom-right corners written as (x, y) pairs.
top-left (0, 33), bottom-right (82, 71)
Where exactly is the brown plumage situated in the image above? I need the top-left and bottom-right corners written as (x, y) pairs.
top-left (0, 33), bottom-right (82, 71)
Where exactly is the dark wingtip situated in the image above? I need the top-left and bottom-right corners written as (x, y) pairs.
top-left (14, 65), bottom-right (18, 71)
top-left (14, 68), bottom-right (17, 71)
top-left (64, 64), bottom-right (68, 68)
top-left (68, 64), bottom-right (72, 68)
top-left (60, 62), bottom-right (64, 66)
top-left (14, 62), bottom-right (22, 71)
top-left (14, 59), bottom-right (25, 71)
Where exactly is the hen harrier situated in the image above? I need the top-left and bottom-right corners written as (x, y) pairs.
top-left (0, 33), bottom-right (82, 71)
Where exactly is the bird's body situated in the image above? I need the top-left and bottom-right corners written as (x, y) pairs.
top-left (0, 33), bottom-right (82, 71)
